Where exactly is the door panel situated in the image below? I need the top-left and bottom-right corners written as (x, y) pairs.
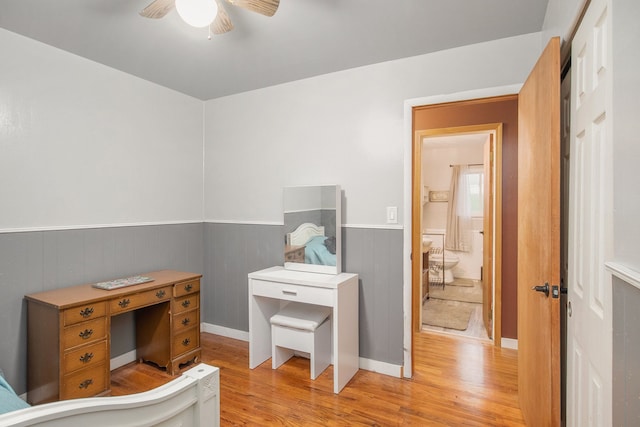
top-left (517, 37), bottom-right (561, 426)
top-left (567, 0), bottom-right (613, 424)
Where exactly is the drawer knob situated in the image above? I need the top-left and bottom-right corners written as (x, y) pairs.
top-left (156, 290), bottom-right (166, 298)
top-left (79, 352), bottom-right (94, 363)
top-left (181, 300), bottom-right (191, 308)
top-left (79, 379), bottom-right (93, 389)
top-left (184, 283), bottom-right (193, 292)
top-left (181, 318), bottom-right (190, 326)
top-left (118, 298), bottom-right (130, 308)
top-left (79, 307), bottom-right (94, 318)
top-left (78, 329), bottom-right (93, 340)
top-left (182, 338), bottom-right (191, 346)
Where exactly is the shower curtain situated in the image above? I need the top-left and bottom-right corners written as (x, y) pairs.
top-left (445, 165), bottom-right (473, 252)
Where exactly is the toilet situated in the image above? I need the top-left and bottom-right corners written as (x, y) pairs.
top-left (429, 249), bottom-right (460, 284)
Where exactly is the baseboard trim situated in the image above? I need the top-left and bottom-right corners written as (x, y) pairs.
top-left (358, 357), bottom-right (403, 378)
top-left (201, 323), bottom-right (250, 341)
top-left (108, 324), bottom-right (404, 378)
top-left (200, 322), bottom-right (402, 377)
top-left (501, 338), bottom-right (518, 350)
top-left (110, 350), bottom-right (137, 371)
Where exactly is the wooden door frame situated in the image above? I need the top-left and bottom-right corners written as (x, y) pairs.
top-left (412, 123), bottom-right (503, 344)
top-left (402, 85), bottom-right (520, 377)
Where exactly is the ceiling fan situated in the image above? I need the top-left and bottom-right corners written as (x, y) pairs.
top-left (140, 0), bottom-right (279, 35)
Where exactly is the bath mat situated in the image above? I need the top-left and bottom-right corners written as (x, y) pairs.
top-left (422, 299), bottom-right (473, 331)
top-left (447, 278), bottom-right (476, 287)
top-left (429, 282), bottom-right (482, 303)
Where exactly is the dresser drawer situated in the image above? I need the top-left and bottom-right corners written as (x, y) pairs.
top-left (173, 293), bottom-right (199, 315)
top-left (251, 280), bottom-right (333, 306)
top-left (63, 302), bottom-right (107, 326)
top-left (63, 340), bottom-right (107, 374)
top-left (110, 286), bottom-right (172, 315)
top-left (174, 279), bottom-right (200, 298)
top-left (173, 310), bottom-right (199, 334)
top-left (173, 328), bottom-right (199, 357)
top-left (63, 317), bottom-right (107, 350)
top-left (61, 363), bottom-right (107, 400)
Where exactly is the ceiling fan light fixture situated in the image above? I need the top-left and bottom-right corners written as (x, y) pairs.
top-left (175, 0), bottom-right (218, 28)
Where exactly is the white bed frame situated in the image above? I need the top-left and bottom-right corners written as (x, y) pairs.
top-left (0, 364), bottom-right (219, 427)
top-left (286, 222), bottom-right (325, 246)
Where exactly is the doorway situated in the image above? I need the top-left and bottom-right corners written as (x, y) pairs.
top-left (416, 127), bottom-right (498, 342)
top-left (402, 86), bottom-right (521, 377)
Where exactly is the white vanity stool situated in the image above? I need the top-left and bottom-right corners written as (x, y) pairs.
top-left (270, 302), bottom-right (332, 379)
top-left (249, 266), bottom-right (359, 394)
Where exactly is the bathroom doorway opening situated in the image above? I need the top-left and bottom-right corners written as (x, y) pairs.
top-left (411, 122), bottom-right (504, 346)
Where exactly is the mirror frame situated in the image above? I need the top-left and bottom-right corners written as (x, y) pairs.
top-left (283, 185), bottom-right (341, 275)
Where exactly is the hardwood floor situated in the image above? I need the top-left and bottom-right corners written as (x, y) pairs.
top-left (111, 332), bottom-right (525, 425)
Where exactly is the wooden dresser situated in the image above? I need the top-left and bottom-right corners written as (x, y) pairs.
top-left (25, 270), bottom-right (201, 405)
top-left (284, 244), bottom-right (305, 263)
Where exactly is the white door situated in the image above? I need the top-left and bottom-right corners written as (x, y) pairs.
top-left (567, 0), bottom-right (614, 424)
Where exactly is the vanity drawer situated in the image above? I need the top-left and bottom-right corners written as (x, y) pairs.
top-left (63, 340), bottom-right (107, 373)
top-left (173, 328), bottom-right (199, 357)
top-left (173, 293), bottom-right (199, 315)
top-left (110, 286), bottom-right (172, 315)
top-left (173, 310), bottom-right (199, 334)
top-left (63, 317), bottom-right (107, 350)
top-left (63, 302), bottom-right (107, 326)
top-left (61, 363), bottom-right (107, 400)
top-left (174, 279), bottom-right (200, 298)
top-left (251, 280), bottom-right (333, 306)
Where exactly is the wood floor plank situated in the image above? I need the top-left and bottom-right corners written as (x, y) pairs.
top-left (110, 331), bottom-right (525, 425)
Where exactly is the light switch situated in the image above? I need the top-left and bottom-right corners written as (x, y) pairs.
top-left (386, 206), bottom-right (398, 224)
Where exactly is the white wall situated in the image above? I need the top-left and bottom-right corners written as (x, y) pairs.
top-left (203, 33), bottom-right (543, 227)
top-left (612, 0), bottom-right (640, 269)
top-left (541, 0), bottom-right (589, 44)
top-left (0, 29), bottom-right (204, 231)
top-left (422, 141), bottom-right (484, 230)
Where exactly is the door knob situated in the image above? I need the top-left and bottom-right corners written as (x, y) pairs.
top-left (531, 283), bottom-right (549, 297)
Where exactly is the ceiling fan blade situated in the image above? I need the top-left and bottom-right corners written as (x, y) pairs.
top-left (228, 0), bottom-right (279, 17)
top-left (140, 0), bottom-right (175, 19)
top-left (211, 0), bottom-right (234, 34)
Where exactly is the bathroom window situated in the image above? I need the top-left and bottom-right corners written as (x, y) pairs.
top-left (466, 167), bottom-right (484, 217)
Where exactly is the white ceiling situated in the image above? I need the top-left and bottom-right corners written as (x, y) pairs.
top-left (0, 0), bottom-right (549, 100)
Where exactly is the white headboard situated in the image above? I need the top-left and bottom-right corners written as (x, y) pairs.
top-left (0, 364), bottom-right (219, 427)
top-left (286, 222), bottom-right (325, 246)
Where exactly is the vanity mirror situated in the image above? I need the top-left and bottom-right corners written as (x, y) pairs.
top-left (283, 185), bottom-right (341, 274)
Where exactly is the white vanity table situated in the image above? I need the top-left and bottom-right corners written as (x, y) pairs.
top-left (248, 266), bottom-right (359, 393)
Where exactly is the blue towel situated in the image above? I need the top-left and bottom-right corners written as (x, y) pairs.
top-left (0, 373), bottom-right (30, 414)
top-left (304, 235), bottom-right (337, 266)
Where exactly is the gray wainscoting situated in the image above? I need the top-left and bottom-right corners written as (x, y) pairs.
top-left (203, 223), bottom-right (404, 366)
top-left (613, 276), bottom-right (640, 426)
top-left (204, 223), bottom-right (284, 332)
top-left (1, 221), bottom-right (403, 396)
top-left (343, 227), bottom-right (404, 365)
top-left (0, 223), bottom-right (204, 395)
